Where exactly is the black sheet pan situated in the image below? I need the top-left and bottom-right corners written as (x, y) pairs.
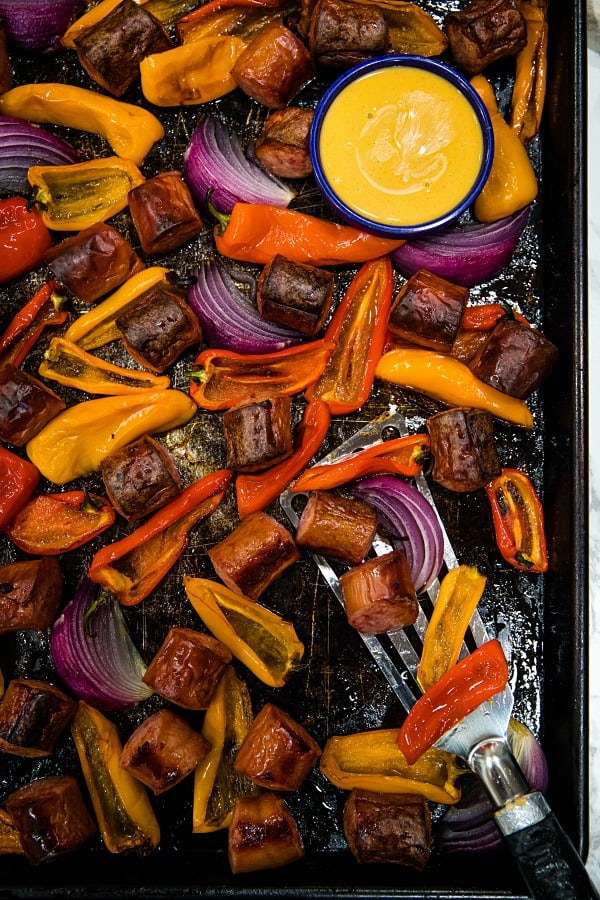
top-left (0, 0), bottom-right (588, 896)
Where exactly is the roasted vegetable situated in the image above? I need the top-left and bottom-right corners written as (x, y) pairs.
top-left (5, 490), bottom-right (116, 556)
top-left (0, 281), bottom-right (67, 370)
top-left (0, 197), bottom-right (51, 284)
top-left (484, 467), bottom-right (548, 572)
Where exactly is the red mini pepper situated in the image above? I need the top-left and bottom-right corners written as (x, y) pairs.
top-left (291, 432), bottom-right (431, 493)
top-left (0, 280), bottom-right (67, 369)
top-left (5, 490), bottom-right (116, 555)
top-left (0, 197), bottom-right (52, 284)
top-left (189, 339), bottom-right (335, 411)
top-left (235, 400), bottom-right (331, 517)
top-left (0, 447), bottom-right (40, 531)
top-left (460, 304), bottom-right (531, 332)
top-left (484, 467), bottom-right (548, 573)
top-left (305, 257), bottom-right (393, 415)
top-left (88, 468), bottom-right (232, 605)
top-left (212, 203), bottom-right (405, 266)
top-left (397, 639), bottom-right (509, 765)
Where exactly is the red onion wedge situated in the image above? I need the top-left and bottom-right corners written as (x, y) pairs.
top-left (392, 206), bottom-right (531, 288)
top-left (0, 0), bottom-right (84, 51)
top-left (188, 258), bottom-right (304, 353)
top-left (350, 475), bottom-right (444, 594)
top-left (183, 115), bottom-right (296, 213)
top-left (0, 116), bottom-right (79, 195)
top-left (50, 575), bottom-right (152, 711)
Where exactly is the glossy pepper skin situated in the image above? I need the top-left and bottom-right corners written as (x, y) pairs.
top-left (305, 257), bottom-right (393, 415)
top-left (0, 448), bottom-right (40, 531)
top-left (89, 469), bottom-right (232, 606)
top-left (140, 36), bottom-right (246, 106)
top-left (28, 157), bottom-right (145, 231)
top-left (397, 639), bottom-right (509, 765)
top-left (5, 491), bottom-right (116, 555)
top-left (0, 198), bottom-right (52, 284)
top-left (0, 281), bottom-right (67, 369)
top-left (511, 0), bottom-right (547, 142)
top-left (0, 83), bottom-right (164, 166)
top-left (235, 400), bottom-right (331, 517)
top-left (213, 202), bottom-right (405, 266)
top-left (177, 0), bottom-right (283, 44)
top-left (375, 348), bottom-right (534, 428)
top-left (484, 467), bottom-right (548, 572)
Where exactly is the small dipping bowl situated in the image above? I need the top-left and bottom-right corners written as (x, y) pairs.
top-left (310, 55), bottom-right (494, 238)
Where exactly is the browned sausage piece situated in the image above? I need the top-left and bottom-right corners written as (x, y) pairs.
top-left (43, 223), bottom-right (144, 304)
top-left (427, 407), bottom-right (501, 492)
top-left (0, 679), bottom-right (77, 758)
top-left (0, 558), bottom-right (62, 634)
top-left (100, 435), bottom-right (182, 523)
top-left (257, 255), bottom-right (334, 337)
top-left (128, 171), bottom-right (202, 256)
top-left (295, 490), bottom-right (378, 565)
top-left (0, 365), bottom-right (66, 447)
top-left (208, 511), bottom-right (300, 601)
top-left (234, 702), bottom-right (322, 791)
top-left (223, 396), bottom-right (293, 473)
top-left (119, 709), bottom-right (211, 795)
top-left (339, 550), bottom-right (418, 635)
top-left (142, 627), bottom-right (232, 710)
top-left (254, 108), bottom-right (314, 180)
top-left (308, 0), bottom-right (389, 69)
top-left (468, 318), bottom-right (559, 399)
top-left (232, 23), bottom-right (315, 109)
top-left (388, 270), bottom-right (469, 352)
top-left (343, 789), bottom-right (431, 869)
top-left (445, 0), bottom-right (527, 74)
top-left (73, 0), bottom-right (172, 96)
top-left (6, 775), bottom-right (97, 865)
top-left (115, 286), bottom-right (202, 373)
top-left (228, 792), bottom-right (304, 873)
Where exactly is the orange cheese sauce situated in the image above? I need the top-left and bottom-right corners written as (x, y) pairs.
top-left (319, 66), bottom-right (484, 227)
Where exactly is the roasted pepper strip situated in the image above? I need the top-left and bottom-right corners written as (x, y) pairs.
top-left (236, 400), bottom-right (331, 517)
top-left (0, 448), bottom-right (40, 531)
top-left (140, 36), bottom-right (246, 105)
top-left (178, 0), bottom-right (283, 43)
top-left (89, 469), bottom-right (233, 606)
top-left (305, 257), bottom-right (393, 415)
top-left (484, 468), bottom-right (548, 572)
top-left (26, 389), bottom-right (196, 484)
top-left (397, 639), bottom-right (509, 765)
top-left (375, 348), bottom-right (534, 428)
top-left (511, 0), bottom-right (547, 142)
top-left (39, 337), bottom-right (171, 395)
top-left (0, 83), bottom-right (164, 166)
top-left (353, 0), bottom-right (448, 55)
top-left (0, 197), bottom-right (52, 284)
top-left (28, 157), bottom-right (145, 231)
top-left (184, 576), bottom-right (304, 687)
top-left (5, 490), bottom-right (116, 555)
top-left (0, 281), bottom-right (67, 369)
top-left (460, 303), bottom-right (508, 332)
top-left (193, 665), bottom-right (260, 833)
top-left (320, 728), bottom-right (462, 805)
top-left (63, 267), bottom-right (170, 351)
top-left (291, 432), bottom-right (431, 493)
top-left (189, 338), bottom-right (334, 411)
top-left (417, 565), bottom-right (487, 693)
top-left (213, 203), bottom-right (405, 266)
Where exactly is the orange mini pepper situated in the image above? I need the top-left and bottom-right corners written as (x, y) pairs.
top-left (0, 281), bottom-right (67, 369)
top-left (5, 490), bottom-right (116, 555)
top-left (0, 448), bottom-right (40, 531)
top-left (484, 467), bottom-right (548, 573)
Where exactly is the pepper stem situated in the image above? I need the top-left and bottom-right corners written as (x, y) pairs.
top-left (206, 190), bottom-right (231, 235)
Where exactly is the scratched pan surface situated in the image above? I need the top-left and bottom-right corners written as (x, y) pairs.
top-left (0, 1), bottom-right (587, 897)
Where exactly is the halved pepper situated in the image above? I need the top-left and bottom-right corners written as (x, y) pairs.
top-left (319, 728), bottom-right (462, 805)
top-left (5, 490), bottom-right (116, 555)
top-left (0, 448), bottom-right (40, 531)
top-left (291, 431), bottom-right (430, 493)
top-left (177, 0), bottom-right (283, 43)
top-left (28, 157), bottom-right (145, 231)
top-left (0, 281), bottom-right (67, 370)
top-left (184, 576), bottom-right (304, 687)
top-left (484, 467), bottom-right (548, 572)
top-left (39, 337), bottom-right (171, 395)
top-left (235, 399), bottom-right (331, 517)
top-left (416, 565), bottom-right (487, 693)
top-left (511, 0), bottom-right (547, 142)
top-left (0, 197), bottom-right (52, 284)
top-left (305, 257), bottom-right (393, 415)
top-left (189, 338), bottom-right (334, 411)
top-left (88, 469), bottom-right (232, 606)
top-left (140, 36), bottom-right (246, 105)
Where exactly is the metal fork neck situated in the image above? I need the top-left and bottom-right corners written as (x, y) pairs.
top-left (468, 738), bottom-right (530, 808)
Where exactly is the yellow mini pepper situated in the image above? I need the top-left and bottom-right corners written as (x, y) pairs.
top-left (28, 157), bottom-right (145, 232)
top-left (511, 0), bottom-right (548, 142)
top-left (471, 75), bottom-right (538, 223)
top-left (140, 36), bottom-right (246, 105)
top-left (375, 348), bottom-right (534, 428)
top-left (0, 83), bottom-right (164, 166)
top-left (26, 389), bottom-right (196, 483)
